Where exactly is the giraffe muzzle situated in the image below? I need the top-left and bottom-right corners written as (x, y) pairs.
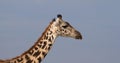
top-left (75, 31), bottom-right (82, 40)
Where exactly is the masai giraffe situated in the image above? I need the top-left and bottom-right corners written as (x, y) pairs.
top-left (0, 14), bottom-right (82, 63)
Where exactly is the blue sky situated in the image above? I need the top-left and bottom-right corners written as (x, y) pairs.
top-left (0, 0), bottom-right (120, 63)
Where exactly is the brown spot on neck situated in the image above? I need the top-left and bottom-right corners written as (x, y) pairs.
top-left (7, 20), bottom-right (55, 62)
top-left (22, 20), bottom-right (55, 56)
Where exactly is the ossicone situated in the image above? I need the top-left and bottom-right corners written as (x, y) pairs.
top-left (57, 14), bottom-right (62, 19)
top-left (52, 18), bottom-right (56, 21)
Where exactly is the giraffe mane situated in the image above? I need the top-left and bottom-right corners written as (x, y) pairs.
top-left (7, 20), bottom-right (55, 61)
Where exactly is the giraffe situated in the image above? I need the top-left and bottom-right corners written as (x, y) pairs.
top-left (0, 14), bottom-right (82, 63)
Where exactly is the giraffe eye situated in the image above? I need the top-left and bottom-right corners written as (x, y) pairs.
top-left (62, 25), bottom-right (68, 28)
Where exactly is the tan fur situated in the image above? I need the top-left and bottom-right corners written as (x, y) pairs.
top-left (0, 14), bottom-right (82, 63)
top-left (0, 60), bottom-right (6, 63)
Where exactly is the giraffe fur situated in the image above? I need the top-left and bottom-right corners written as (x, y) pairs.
top-left (0, 14), bottom-right (82, 63)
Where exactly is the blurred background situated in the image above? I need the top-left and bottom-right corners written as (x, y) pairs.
top-left (0, 0), bottom-right (120, 63)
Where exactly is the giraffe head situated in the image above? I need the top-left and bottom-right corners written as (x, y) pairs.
top-left (53, 14), bottom-right (82, 40)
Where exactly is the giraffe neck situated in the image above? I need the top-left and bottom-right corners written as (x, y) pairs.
top-left (7, 21), bottom-right (58, 63)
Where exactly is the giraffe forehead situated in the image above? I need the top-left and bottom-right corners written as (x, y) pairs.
top-left (53, 18), bottom-right (66, 25)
